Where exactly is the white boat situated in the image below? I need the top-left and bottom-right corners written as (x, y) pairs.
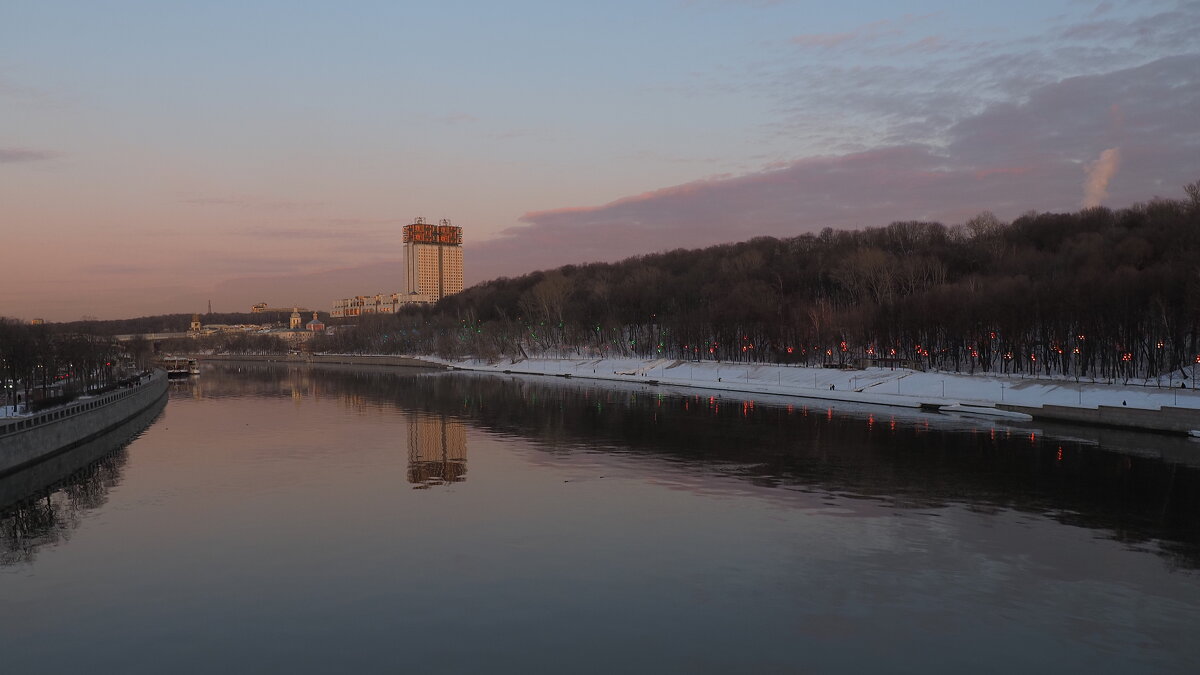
top-left (158, 357), bottom-right (192, 379)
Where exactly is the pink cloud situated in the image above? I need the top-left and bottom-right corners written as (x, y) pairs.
top-left (790, 32), bottom-right (858, 48)
top-left (0, 147), bottom-right (59, 163)
top-left (789, 15), bottom-right (931, 50)
top-left (973, 166), bottom-right (1033, 179)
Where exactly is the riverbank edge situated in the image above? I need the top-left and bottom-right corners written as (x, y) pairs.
top-left (196, 354), bottom-right (1199, 436)
top-left (0, 370), bottom-right (169, 477)
top-left (441, 358), bottom-right (1200, 437)
top-left (0, 395), bottom-right (168, 510)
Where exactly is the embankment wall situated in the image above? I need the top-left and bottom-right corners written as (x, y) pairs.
top-left (0, 370), bottom-right (169, 476)
top-left (999, 403), bottom-right (1199, 435)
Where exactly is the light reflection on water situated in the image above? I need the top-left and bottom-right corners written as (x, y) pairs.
top-left (1, 362), bottom-right (1198, 673)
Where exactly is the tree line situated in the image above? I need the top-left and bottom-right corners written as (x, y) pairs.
top-left (56, 310), bottom-right (317, 336)
top-left (313, 182), bottom-right (1200, 382)
top-left (0, 319), bottom-right (144, 411)
top-left (0, 316), bottom-right (294, 410)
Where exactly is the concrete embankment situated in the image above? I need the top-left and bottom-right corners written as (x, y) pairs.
top-left (0, 394), bottom-right (167, 509)
top-left (0, 370), bottom-right (169, 477)
top-left (435, 357), bottom-right (1200, 437)
top-left (999, 403), bottom-right (1200, 436)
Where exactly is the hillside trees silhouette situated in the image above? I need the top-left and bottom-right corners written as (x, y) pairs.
top-left (313, 185), bottom-right (1200, 381)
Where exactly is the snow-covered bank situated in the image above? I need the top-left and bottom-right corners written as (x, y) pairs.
top-left (417, 356), bottom-right (1200, 431)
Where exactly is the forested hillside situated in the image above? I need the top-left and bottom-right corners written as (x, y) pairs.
top-left (315, 184), bottom-right (1200, 380)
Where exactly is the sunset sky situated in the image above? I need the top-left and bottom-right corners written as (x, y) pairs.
top-left (4, 0), bottom-right (1199, 321)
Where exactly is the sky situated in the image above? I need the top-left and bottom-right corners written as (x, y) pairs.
top-left (3, 0), bottom-right (1199, 321)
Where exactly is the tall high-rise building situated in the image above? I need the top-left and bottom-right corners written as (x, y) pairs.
top-left (331, 217), bottom-right (464, 316)
top-left (403, 217), bottom-right (463, 303)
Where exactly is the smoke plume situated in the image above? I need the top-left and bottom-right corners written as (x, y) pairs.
top-left (1082, 147), bottom-right (1121, 208)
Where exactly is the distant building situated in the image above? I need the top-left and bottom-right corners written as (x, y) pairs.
top-left (30, 318), bottom-right (44, 325)
top-left (253, 303), bottom-right (312, 315)
top-left (190, 314), bottom-right (201, 333)
top-left (331, 217), bottom-right (464, 317)
top-left (305, 312), bottom-right (325, 332)
top-left (404, 218), bottom-right (463, 303)
top-left (332, 293), bottom-right (413, 318)
top-left (290, 308), bottom-right (302, 330)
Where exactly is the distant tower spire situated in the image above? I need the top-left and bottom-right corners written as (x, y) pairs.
top-left (208, 299), bottom-right (212, 314)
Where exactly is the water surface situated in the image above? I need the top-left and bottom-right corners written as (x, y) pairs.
top-left (2, 362), bottom-right (1198, 673)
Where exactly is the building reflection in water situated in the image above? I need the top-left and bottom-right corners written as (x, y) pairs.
top-left (407, 413), bottom-right (467, 488)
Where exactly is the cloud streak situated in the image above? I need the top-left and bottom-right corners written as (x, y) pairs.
top-left (789, 15), bottom-right (929, 50)
top-left (742, 2), bottom-right (1200, 157)
top-left (182, 194), bottom-right (325, 211)
top-left (0, 147), bottom-right (58, 163)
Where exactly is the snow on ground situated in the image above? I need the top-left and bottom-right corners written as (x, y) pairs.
top-left (422, 355), bottom-right (1200, 414)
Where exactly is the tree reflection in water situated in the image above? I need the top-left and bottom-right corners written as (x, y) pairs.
top-left (84, 363), bottom-right (1200, 570)
top-left (210, 362), bottom-right (1200, 569)
top-left (0, 397), bottom-right (164, 566)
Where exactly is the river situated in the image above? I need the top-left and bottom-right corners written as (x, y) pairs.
top-left (2, 362), bottom-right (1198, 672)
